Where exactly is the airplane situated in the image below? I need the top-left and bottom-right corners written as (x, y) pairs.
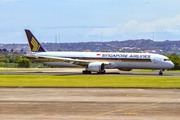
top-left (24, 29), bottom-right (174, 75)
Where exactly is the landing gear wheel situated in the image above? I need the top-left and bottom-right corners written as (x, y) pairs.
top-left (82, 70), bottom-right (91, 74)
top-left (159, 72), bottom-right (163, 75)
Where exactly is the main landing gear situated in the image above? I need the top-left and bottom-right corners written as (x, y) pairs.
top-left (82, 70), bottom-right (91, 74)
top-left (82, 70), bottom-right (106, 74)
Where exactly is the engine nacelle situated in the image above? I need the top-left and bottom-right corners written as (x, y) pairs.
top-left (88, 63), bottom-right (105, 72)
top-left (118, 68), bottom-right (132, 71)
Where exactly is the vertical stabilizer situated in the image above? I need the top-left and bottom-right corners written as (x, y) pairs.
top-left (24, 29), bottom-right (46, 52)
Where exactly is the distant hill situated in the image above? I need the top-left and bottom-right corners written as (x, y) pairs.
top-left (1, 39), bottom-right (180, 55)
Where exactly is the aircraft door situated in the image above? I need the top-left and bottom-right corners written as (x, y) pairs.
top-left (153, 57), bottom-right (158, 64)
top-left (152, 56), bottom-right (162, 68)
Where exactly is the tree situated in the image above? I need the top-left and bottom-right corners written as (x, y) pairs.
top-left (101, 51), bottom-right (109, 52)
top-left (17, 58), bottom-right (30, 68)
top-left (0, 54), bottom-right (5, 63)
top-left (119, 51), bottom-right (125, 53)
top-left (2, 48), bottom-right (7, 52)
top-left (165, 53), bottom-right (180, 70)
top-left (14, 55), bottom-right (21, 63)
top-left (7, 54), bottom-right (13, 63)
top-left (0, 54), bottom-right (5, 59)
top-left (10, 49), bottom-right (13, 53)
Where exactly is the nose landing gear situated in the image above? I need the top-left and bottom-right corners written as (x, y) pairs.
top-left (159, 69), bottom-right (164, 75)
top-left (159, 71), bottom-right (163, 75)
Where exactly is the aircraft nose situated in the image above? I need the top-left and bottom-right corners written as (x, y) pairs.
top-left (169, 62), bottom-right (174, 68)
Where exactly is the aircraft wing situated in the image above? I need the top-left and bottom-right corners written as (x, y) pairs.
top-left (23, 54), bottom-right (110, 66)
top-left (43, 56), bottom-right (91, 66)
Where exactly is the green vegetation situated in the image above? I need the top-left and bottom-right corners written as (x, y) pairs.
top-left (17, 58), bottom-right (30, 68)
top-left (0, 53), bottom-right (49, 68)
top-left (101, 51), bottom-right (109, 52)
top-left (165, 70), bottom-right (180, 73)
top-left (131, 69), bottom-right (180, 73)
top-left (0, 75), bottom-right (179, 88)
top-left (130, 70), bottom-right (153, 72)
top-left (164, 53), bottom-right (180, 70)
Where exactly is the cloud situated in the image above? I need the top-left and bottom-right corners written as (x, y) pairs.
top-left (42, 26), bottom-right (113, 29)
top-left (143, 2), bottom-right (150, 4)
top-left (88, 14), bottom-right (180, 37)
top-left (0, 0), bottom-right (23, 5)
top-left (3, 0), bottom-right (22, 2)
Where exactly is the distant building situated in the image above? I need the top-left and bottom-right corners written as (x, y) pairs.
top-left (84, 49), bottom-right (91, 52)
top-left (122, 47), bottom-right (130, 49)
top-left (143, 50), bottom-right (163, 54)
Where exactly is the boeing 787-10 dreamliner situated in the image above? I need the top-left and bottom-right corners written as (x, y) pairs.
top-left (24, 29), bottom-right (174, 75)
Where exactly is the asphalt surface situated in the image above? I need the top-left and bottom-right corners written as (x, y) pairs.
top-left (0, 68), bottom-right (179, 119)
top-left (0, 88), bottom-right (180, 120)
top-left (0, 68), bottom-right (179, 77)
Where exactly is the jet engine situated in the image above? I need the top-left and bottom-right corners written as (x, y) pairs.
top-left (88, 63), bottom-right (105, 72)
top-left (118, 68), bottom-right (132, 71)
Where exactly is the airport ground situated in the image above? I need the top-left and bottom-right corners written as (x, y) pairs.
top-left (0, 68), bottom-right (180, 120)
top-left (0, 68), bottom-right (180, 77)
top-left (0, 88), bottom-right (180, 120)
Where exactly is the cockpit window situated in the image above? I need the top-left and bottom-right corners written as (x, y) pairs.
top-left (164, 59), bottom-right (170, 61)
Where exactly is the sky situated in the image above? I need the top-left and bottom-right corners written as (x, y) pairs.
top-left (1, 0), bottom-right (180, 43)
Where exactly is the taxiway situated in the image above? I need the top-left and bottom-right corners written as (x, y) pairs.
top-left (0, 68), bottom-right (179, 77)
top-left (0, 88), bottom-right (180, 120)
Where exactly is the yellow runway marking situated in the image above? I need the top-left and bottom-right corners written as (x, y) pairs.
top-left (78, 101), bottom-right (166, 120)
top-left (121, 112), bottom-right (138, 115)
top-left (126, 94), bottom-right (145, 99)
top-left (121, 110), bottom-right (163, 115)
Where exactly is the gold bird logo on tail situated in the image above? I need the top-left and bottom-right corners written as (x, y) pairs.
top-left (31, 37), bottom-right (40, 51)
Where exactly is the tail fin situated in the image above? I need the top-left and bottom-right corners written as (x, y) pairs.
top-left (24, 29), bottom-right (46, 52)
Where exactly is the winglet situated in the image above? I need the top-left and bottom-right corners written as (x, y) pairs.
top-left (24, 29), bottom-right (46, 52)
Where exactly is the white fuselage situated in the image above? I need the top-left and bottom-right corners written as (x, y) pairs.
top-left (33, 52), bottom-right (174, 70)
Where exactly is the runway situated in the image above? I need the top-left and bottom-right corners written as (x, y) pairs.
top-left (0, 68), bottom-right (180, 77)
top-left (0, 88), bottom-right (180, 120)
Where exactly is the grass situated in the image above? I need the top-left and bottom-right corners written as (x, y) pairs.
top-left (1, 68), bottom-right (180, 73)
top-left (0, 75), bottom-right (180, 88)
top-left (130, 70), bottom-right (153, 72)
top-left (0, 69), bottom-right (46, 72)
top-left (165, 70), bottom-right (180, 73)
top-left (131, 69), bottom-right (180, 73)
top-left (0, 68), bottom-right (52, 72)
